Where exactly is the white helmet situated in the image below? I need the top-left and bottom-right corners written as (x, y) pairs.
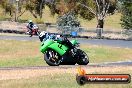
top-left (39, 31), bottom-right (47, 37)
top-left (39, 31), bottom-right (48, 42)
top-left (28, 20), bottom-right (32, 23)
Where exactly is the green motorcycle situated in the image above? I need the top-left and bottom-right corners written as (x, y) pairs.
top-left (40, 39), bottom-right (89, 66)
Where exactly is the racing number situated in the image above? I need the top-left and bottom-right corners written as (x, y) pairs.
top-left (58, 44), bottom-right (62, 49)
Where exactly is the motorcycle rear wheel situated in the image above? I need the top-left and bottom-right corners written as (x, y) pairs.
top-left (44, 49), bottom-right (61, 66)
top-left (76, 49), bottom-right (89, 65)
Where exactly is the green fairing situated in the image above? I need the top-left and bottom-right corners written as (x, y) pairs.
top-left (48, 43), bottom-right (68, 55)
top-left (70, 40), bottom-right (78, 45)
top-left (40, 39), bottom-right (77, 55)
top-left (40, 39), bottom-right (68, 56)
top-left (40, 39), bottom-right (54, 53)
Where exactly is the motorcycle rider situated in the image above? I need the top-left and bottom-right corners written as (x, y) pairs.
top-left (26, 20), bottom-right (34, 34)
top-left (39, 31), bottom-right (75, 52)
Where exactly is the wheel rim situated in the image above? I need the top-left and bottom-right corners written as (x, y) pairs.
top-left (47, 50), bottom-right (61, 65)
top-left (81, 52), bottom-right (88, 62)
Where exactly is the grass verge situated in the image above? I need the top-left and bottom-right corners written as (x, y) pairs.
top-left (0, 40), bottom-right (132, 67)
top-left (0, 40), bottom-right (45, 67)
top-left (81, 44), bottom-right (132, 63)
top-left (1, 66), bottom-right (132, 88)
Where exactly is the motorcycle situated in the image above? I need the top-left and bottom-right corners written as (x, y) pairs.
top-left (40, 38), bottom-right (89, 66)
top-left (26, 24), bottom-right (39, 37)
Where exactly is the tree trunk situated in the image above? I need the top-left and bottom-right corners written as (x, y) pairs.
top-left (29, 10), bottom-right (37, 18)
top-left (96, 19), bottom-right (104, 38)
top-left (14, 11), bottom-right (17, 22)
top-left (39, 0), bottom-right (44, 19)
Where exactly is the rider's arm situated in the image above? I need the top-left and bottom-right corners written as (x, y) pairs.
top-left (30, 23), bottom-right (34, 28)
top-left (43, 33), bottom-right (51, 41)
top-left (53, 34), bottom-right (63, 43)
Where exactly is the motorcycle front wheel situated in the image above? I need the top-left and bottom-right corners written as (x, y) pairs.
top-left (44, 49), bottom-right (61, 66)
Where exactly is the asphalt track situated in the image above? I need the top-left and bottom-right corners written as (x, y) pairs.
top-left (0, 35), bottom-right (132, 48)
top-left (0, 35), bottom-right (132, 69)
top-left (0, 61), bottom-right (132, 70)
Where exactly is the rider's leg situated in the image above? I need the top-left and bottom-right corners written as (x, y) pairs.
top-left (61, 39), bottom-right (74, 49)
top-left (28, 28), bottom-right (32, 34)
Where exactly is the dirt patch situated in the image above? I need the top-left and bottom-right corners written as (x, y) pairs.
top-left (0, 66), bottom-right (132, 80)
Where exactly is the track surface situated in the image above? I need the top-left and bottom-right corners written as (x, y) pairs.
top-left (1, 61), bottom-right (132, 70)
top-left (0, 35), bottom-right (132, 48)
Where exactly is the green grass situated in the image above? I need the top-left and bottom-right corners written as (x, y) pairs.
top-left (1, 71), bottom-right (132, 88)
top-left (0, 40), bottom-right (132, 67)
top-left (0, 40), bottom-right (46, 67)
top-left (0, 56), bottom-right (44, 67)
top-left (81, 44), bottom-right (132, 63)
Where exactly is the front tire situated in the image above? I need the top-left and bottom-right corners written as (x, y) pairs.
top-left (44, 49), bottom-right (61, 66)
top-left (77, 49), bottom-right (89, 65)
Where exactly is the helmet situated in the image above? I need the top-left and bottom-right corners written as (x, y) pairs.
top-left (39, 31), bottom-right (48, 42)
top-left (28, 20), bottom-right (32, 23)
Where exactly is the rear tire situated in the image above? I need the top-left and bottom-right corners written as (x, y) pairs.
top-left (77, 49), bottom-right (89, 65)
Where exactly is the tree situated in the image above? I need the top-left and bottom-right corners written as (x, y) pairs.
top-left (0, 0), bottom-right (27, 21)
top-left (0, 0), bottom-right (15, 18)
top-left (78, 0), bottom-right (117, 38)
top-left (75, 0), bottom-right (96, 20)
top-left (46, 0), bottom-right (96, 20)
top-left (25, 0), bottom-right (45, 19)
top-left (15, 0), bottom-right (27, 21)
top-left (46, 0), bottom-right (76, 16)
top-left (120, 1), bottom-right (132, 30)
top-left (56, 11), bottom-right (80, 34)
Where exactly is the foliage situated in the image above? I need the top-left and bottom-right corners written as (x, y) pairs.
top-left (46, 0), bottom-right (96, 20)
top-left (0, 0), bottom-right (117, 23)
top-left (107, 0), bottom-right (117, 14)
top-left (25, 0), bottom-right (45, 18)
top-left (35, 18), bottom-right (44, 24)
top-left (0, 0), bottom-right (46, 20)
top-left (0, 0), bottom-right (27, 21)
top-left (56, 11), bottom-right (80, 33)
top-left (120, 1), bottom-right (132, 30)
top-left (76, 0), bottom-right (96, 20)
top-left (0, 0), bottom-right (15, 17)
